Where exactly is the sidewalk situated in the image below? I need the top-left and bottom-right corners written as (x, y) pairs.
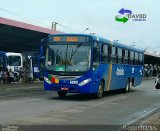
top-left (0, 81), bottom-right (43, 91)
top-left (140, 111), bottom-right (160, 125)
top-left (130, 108), bottom-right (160, 127)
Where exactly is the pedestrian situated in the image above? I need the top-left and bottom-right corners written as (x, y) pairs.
top-left (155, 74), bottom-right (160, 94)
top-left (147, 66), bottom-right (150, 78)
top-left (3, 68), bottom-right (9, 84)
top-left (150, 64), bottom-right (153, 77)
top-left (19, 67), bottom-right (25, 83)
top-left (8, 69), bottom-right (14, 83)
top-left (0, 70), bottom-right (2, 84)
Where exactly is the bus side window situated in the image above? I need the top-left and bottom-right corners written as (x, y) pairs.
top-left (133, 52), bottom-right (135, 65)
top-left (128, 50), bottom-right (130, 64)
top-left (135, 52), bottom-right (138, 65)
top-left (117, 48), bottom-right (122, 64)
top-left (123, 49), bottom-right (128, 64)
top-left (101, 44), bottom-right (108, 63)
top-left (107, 45), bottom-right (111, 63)
top-left (93, 42), bottom-right (100, 67)
top-left (139, 53), bottom-right (143, 65)
top-left (111, 46), bottom-right (116, 63)
top-left (130, 51), bottom-right (134, 65)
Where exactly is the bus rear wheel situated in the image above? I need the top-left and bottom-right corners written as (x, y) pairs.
top-left (95, 81), bottom-right (104, 99)
top-left (57, 91), bottom-right (67, 98)
top-left (123, 79), bottom-right (131, 93)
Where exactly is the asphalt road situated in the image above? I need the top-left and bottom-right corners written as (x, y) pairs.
top-left (0, 79), bottom-right (159, 126)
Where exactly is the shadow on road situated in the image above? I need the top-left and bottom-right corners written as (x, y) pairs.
top-left (49, 89), bottom-right (137, 101)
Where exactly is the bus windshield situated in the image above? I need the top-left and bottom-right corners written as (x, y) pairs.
top-left (45, 43), bottom-right (91, 72)
top-left (8, 56), bottom-right (21, 66)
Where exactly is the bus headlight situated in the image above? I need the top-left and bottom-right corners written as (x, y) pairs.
top-left (44, 77), bottom-right (52, 84)
top-left (78, 78), bottom-right (91, 86)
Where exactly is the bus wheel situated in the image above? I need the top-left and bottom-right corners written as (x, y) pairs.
top-left (95, 81), bottom-right (104, 99)
top-left (57, 91), bottom-right (67, 98)
top-left (123, 79), bottom-right (131, 93)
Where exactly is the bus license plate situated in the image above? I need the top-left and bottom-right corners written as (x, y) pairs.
top-left (61, 87), bottom-right (69, 91)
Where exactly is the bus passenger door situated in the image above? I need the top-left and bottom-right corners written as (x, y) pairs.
top-left (92, 42), bottom-right (104, 91)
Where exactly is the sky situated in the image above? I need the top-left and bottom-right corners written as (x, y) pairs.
top-left (0, 0), bottom-right (160, 53)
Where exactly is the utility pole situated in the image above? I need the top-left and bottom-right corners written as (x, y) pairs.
top-left (52, 22), bottom-right (58, 31)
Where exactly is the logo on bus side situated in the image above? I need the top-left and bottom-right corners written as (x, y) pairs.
top-left (116, 67), bottom-right (124, 76)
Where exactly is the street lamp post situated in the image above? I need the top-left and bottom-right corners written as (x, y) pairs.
top-left (131, 42), bottom-right (136, 47)
top-left (82, 28), bottom-right (89, 33)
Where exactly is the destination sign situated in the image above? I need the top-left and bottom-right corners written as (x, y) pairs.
top-left (51, 36), bottom-right (90, 42)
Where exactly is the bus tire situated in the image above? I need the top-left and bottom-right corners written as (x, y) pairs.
top-left (58, 91), bottom-right (67, 98)
top-left (123, 79), bottom-right (131, 93)
top-left (95, 81), bottom-right (104, 99)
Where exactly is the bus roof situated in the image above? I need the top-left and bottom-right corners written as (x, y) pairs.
top-left (48, 33), bottom-right (144, 53)
top-left (112, 42), bottom-right (144, 53)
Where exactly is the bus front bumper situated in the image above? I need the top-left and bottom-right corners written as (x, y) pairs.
top-left (44, 81), bottom-right (98, 94)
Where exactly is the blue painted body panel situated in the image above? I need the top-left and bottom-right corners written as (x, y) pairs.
top-left (44, 64), bottom-right (143, 93)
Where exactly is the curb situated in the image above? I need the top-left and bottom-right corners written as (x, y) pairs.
top-left (119, 108), bottom-right (160, 131)
top-left (0, 82), bottom-right (43, 91)
top-left (4, 86), bottom-right (42, 91)
top-left (127, 107), bottom-right (160, 125)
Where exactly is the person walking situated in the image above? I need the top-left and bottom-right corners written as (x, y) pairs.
top-left (9, 69), bottom-right (14, 83)
top-left (3, 68), bottom-right (9, 84)
top-left (155, 74), bottom-right (160, 94)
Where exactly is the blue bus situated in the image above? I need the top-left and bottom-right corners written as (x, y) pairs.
top-left (43, 34), bottom-right (144, 98)
top-left (38, 56), bottom-right (45, 80)
top-left (25, 40), bottom-right (46, 81)
top-left (37, 39), bottom-right (46, 80)
top-left (31, 55), bottom-right (45, 80)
